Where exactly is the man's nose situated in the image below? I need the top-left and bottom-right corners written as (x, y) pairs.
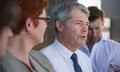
top-left (82, 25), bottom-right (88, 32)
top-left (93, 29), bottom-right (97, 37)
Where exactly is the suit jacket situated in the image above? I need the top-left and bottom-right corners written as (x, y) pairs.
top-left (0, 50), bottom-right (54, 72)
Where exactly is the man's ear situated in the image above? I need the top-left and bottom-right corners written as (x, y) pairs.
top-left (101, 19), bottom-right (105, 31)
top-left (101, 19), bottom-right (105, 28)
top-left (56, 21), bottom-right (64, 32)
top-left (25, 17), bottom-right (34, 32)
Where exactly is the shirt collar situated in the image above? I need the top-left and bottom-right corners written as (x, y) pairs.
top-left (54, 38), bottom-right (79, 60)
top-left (80, 36), bottom-right (109, 53)
top-left (101, 36), bottom-right (109, 41)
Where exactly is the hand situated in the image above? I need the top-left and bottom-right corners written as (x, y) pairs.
top-left (110, 63), bottom-right (120, 72)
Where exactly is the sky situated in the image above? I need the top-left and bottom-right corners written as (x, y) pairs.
top-left (78, 0), bottom-right (101, 9)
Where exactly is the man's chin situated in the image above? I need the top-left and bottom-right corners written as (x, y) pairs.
top-left (39, 39), bottom-right (44, 43)
top-left (93, 39), bottom-right (99, 42)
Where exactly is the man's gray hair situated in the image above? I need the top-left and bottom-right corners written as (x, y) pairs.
top-left (54, 2), bottom-right (89, 24)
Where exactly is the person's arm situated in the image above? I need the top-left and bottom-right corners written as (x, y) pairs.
top-left (110, 41), bottom-right (120, 72)
top-left (110, 63), bottom-right (120, 72)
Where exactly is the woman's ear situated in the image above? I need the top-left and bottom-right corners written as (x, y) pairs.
top-left (56, 21), bottom-right (64, 32)
top-left (25, 17), bottom-right (34, 32)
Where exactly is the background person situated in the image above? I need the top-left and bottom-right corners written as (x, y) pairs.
top-left (80, 6), bottom-right (120, 72)
top-left (0, 0), bottom-right (20, 58)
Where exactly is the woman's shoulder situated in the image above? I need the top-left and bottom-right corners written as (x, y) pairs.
top-left (30, 50), bottom-right (55, 72)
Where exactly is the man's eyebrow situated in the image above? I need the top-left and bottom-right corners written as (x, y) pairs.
top-left (75, 20), bottom-right (89, 23)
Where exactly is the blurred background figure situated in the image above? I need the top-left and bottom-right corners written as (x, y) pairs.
top-left (80, 6), bottom-right (120, 72)
top-left (0, 0), bottom-right (20, 58)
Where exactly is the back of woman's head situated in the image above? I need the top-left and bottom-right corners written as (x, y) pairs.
top-left (11, 0), bottom-right (48, 35)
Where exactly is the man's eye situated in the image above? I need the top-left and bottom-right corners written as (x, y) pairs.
top-left (76, 23), bottom-right (81, 24)
top-left (95, 27), bottom-right (99, 30)
top-left (86, 23), bottom-right (89, 26)
top-left (88, 28), bottom-right (93, 30)
top-left (76, 23), bottom-right (83, 26)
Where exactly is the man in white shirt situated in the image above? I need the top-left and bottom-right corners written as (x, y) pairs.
top-left (80, 6), bottom-right (120, 72)
top-left (40, 2), bottom-right (93, 72)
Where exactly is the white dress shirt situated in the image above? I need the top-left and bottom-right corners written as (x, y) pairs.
top-left (40, 39), bottom-right (93, 72)
top-left (80, 37), bottom-right (120, 72)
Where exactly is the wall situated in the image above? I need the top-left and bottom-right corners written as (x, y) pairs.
top-left (102, 0), bottom-right (120, 42)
